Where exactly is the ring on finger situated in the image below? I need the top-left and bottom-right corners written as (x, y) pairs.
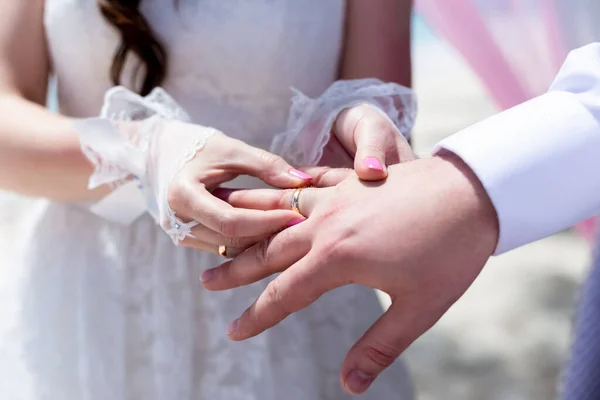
top-left (291, 187), bottom-right (305, 215)
top-left (218, 244), bottom-right (228, 258)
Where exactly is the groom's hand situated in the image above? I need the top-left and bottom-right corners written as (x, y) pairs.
top-left (202, 154), bottom-right (499, 395)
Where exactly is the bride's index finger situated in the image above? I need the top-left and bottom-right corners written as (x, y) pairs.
top-left (175, 185), bottom-right (302, 237)
top-left (218, 187), bottom-right (324, 217)
top-left (227, 139), bottom-right (313, 188)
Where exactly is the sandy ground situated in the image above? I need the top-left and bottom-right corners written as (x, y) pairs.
top-left (388, 37), bottom-right (593, 400)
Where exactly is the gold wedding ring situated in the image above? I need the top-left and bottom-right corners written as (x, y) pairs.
top-left (291, 187), bottom-right (304, 215)
top-left (218, 245), bottom-right (228, 258)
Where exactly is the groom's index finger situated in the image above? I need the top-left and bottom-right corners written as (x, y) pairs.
top-left (226, 254), bottom-right (344, 341)
top-left (200, 225), bottom-right (311, 291)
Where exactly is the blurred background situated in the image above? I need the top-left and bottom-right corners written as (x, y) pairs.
top-left (397, 5), bottom-right (595, 399)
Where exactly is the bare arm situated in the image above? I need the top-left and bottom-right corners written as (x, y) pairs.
top-left (0, 0), bottom-right (107, 201)
top-left (340, 0), bottom-right (412, 86)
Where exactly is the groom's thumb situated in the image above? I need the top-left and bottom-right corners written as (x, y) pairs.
top-left (339, 302), bottom-right (426, 395)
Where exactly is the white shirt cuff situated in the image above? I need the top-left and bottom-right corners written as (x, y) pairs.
top-left (434, 91), bottom-right (600, 254)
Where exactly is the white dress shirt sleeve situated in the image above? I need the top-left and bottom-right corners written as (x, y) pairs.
top-left (434, 43), bottom-right (600, 254)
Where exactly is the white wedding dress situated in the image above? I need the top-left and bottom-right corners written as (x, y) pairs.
top-left (0, 1), bottom-right (413, 399)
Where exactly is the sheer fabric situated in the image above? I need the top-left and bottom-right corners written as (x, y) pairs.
top-left (0, 1), bottom-right (414, 399)
top-left (417, 0), bottom-right (600, 242)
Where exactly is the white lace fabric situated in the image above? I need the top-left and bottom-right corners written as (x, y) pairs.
top-left (74, 87), bottom-right (216, 244)
top-left (270, 78), bottom-right (417, 166)
top-left (0, 1), bottom-right (414, 399)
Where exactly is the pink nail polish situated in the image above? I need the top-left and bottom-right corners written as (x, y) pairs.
top-left (363, 157), bottom-right (384, 171)
top-left (289, 168), bottom-right (312, 181)
top-left (200, 268), bottom-right (216, 283)
top-left (287, 217), bottom-right (306, 227)
top-left (345, 370), bottom-right (374, 395)
top-left (227, 318), bottom-right (240, 335)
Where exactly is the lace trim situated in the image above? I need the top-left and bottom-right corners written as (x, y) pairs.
top-left (79, 128), bottom-right (131, 190)
top-left (101, 86), bottom-right (192, 123)
top-left (270, 78), bottom-right (417, 166)
top-left (162, 130), bottom-right (217, 245)
top-left (79, 87), bottom-right (193, 192)
top-left (77, 86), bottom-right (200, 233)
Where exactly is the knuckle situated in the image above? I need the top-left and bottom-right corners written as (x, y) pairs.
top-left (264, 279), bottom-right (283, 304)
top-left (276, 189), bottom-right (294, 209)
top-left (311, 166), bottom-right (332, 186)
top-left (344, 104), bottom-right (369, 123)
top-left (167, 178), bottom-right (189, 211)
top-left (316, 240), bottom-right (341, 265)
top-left (361, 342), bottom-right (401, 369)
top-left (218, 211), bottom-right (238, 237)
top-left (258, 150), bottom-right (285, 170)
top-left (264, 279), bottom-right (292, 315)
top-left (225, 235), bottom-right (246, 248)
top-left (363, 142), bottom-right (386, 155)
top-left (356, 110), bottom-right (395, 136)
top-left (315, 235), bottom-right (357, 273)
top-left (253, 237), bottom-right (273, 267)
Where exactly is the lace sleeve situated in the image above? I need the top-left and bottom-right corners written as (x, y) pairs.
top-left (73, 86), bottom-right (216, 244)
top-left (270, 78), bottom-right (417, 166)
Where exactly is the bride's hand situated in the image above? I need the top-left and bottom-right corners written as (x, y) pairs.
top-left (321, 104), bottom-right (416, 180)
top-left (152, 122), bottom-right (312, 255)
top-left (77, 87), bottom-right (310, 254)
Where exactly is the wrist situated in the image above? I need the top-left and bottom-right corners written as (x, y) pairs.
top-left (434, 151), bottom-right (499, 257)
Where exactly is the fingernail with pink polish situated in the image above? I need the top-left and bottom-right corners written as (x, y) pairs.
top-left (345, 370), bottom-right (374, 395)
top-left (200, 268), bottom-right (216, 283)
top-left (289, 168), bottom-right (312, 181)
top-left (287, 217), bottom-right (306, 228)
top-left (363, 157), bottom-right (384, 171)
top-left (227, 318), bottom-right (240, 335)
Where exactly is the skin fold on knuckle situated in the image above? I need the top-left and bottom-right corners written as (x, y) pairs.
top-left (275, 189), bottom-right (293, 210)
top-left (257, 149), bottom-right (285, 176)
top-left (263, 279), bottom-right (295, 318)
top-left (315, 219), bottom-right (352, 256)
top-left (357, 111), bottom-right (396, 145)
top-left (218, 210), bottom-right (239, 237)
top-left (253, 236), bottom-right (274, 268)
top-left (224, 233), bottom-right (252, 249)
top-left (360, 341), bottom-right (402, 370)
top-left (309, 166), bottom-right (332, 186)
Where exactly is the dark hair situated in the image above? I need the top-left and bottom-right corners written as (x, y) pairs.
top-left (97, 0), bottom-right (168, 95)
